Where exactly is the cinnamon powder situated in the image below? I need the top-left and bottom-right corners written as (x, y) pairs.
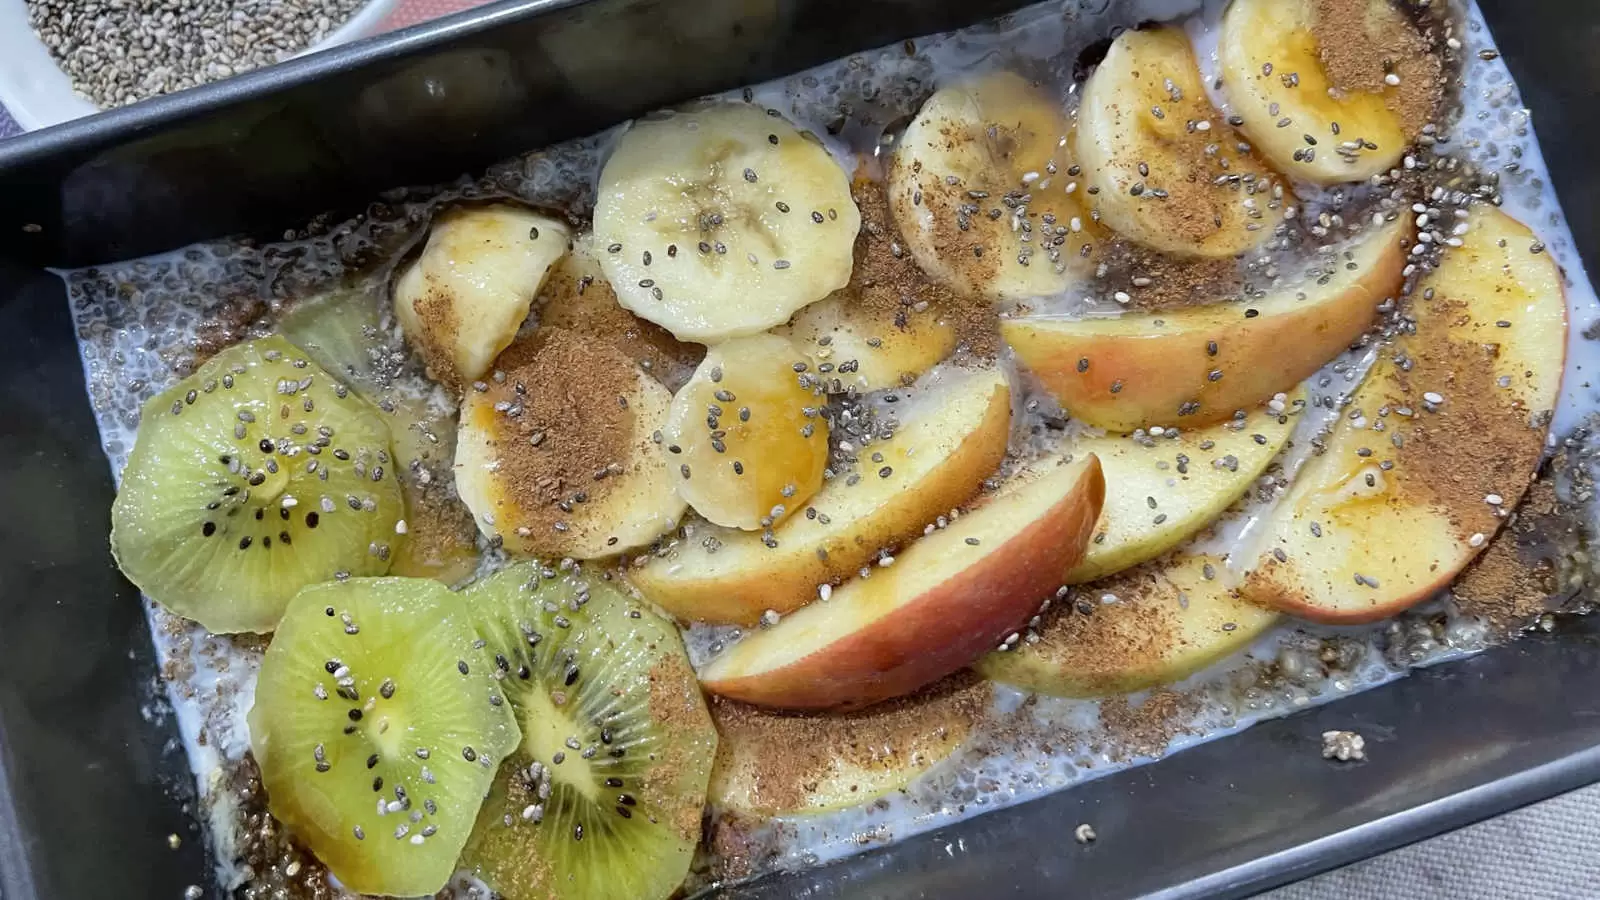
top-left (1313, 0), bottom-right (1444, 135)
top-left (708, 672), bottom-right (990, 815)
top-left (849, 176), bottom-right (999, 356)
top-left (483, 328), bottom-right (640, 543)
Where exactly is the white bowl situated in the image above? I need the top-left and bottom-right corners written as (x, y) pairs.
top-left (0, 0), bottom-right (402, 131)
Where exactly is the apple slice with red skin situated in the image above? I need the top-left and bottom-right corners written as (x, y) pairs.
top-left (1240, 207), bottom-right (1566, 623)
top-left (1002, 217), bottom-right (1408, 432)
top-left (628, 365), bottom-right (1012, 625)
top-left (699, 454), bottom-right (1105, 710)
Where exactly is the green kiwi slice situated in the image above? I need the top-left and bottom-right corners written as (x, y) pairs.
top-left (249, 576), bottom-right (520, 897)
top-left (460, 563), bottom-right (718, 900)
top-left (278, 287), bottom-right (398, 389)
top-left (110, 335), bottom-right (405, 633)
top-left (281, 289), bottom-right (482, 585)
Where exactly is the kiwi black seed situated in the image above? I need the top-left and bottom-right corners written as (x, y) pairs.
top-left (110, 335), bottom-right (404, 633)
top-left (280, 288), bottom-right (481, 586)
top-left (459, 563), bottom-right (717, 900)
top-left (249, 577), bottom-right (519, 897)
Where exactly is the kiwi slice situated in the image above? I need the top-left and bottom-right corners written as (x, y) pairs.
top-left (460, 563), bottom-right (717, 900)
top-left (110, 335), bottom-right (404, 633)
top-left (249, 576), bottom-right (520, 897)
top-left (278, 287), bottom-right (399, 391)
top-left (280, 290), bottom-right (481, 585)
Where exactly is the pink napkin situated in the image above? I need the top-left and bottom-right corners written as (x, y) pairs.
top-left (380, 0), bottom-right (492, 30)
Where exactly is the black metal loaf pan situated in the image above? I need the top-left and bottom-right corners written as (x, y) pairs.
top-left (1, 1), bottom-right (1597, 897)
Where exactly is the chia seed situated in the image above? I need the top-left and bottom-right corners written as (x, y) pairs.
top-left (26, 0), bottom-right (368, 109)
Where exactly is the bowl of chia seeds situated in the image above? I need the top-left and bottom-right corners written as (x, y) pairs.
top-left (0, 0), bottom-right (403, 131)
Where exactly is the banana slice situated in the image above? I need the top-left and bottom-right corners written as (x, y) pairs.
top-left (1077, 27), bottom-right (1288, 258)
top-left (1220, 0), bottom-right (1441, 185)
top-left (777, 294), bottom-right (957, 392)
top-left (394, 204), bottom-right (571, 387)
top-left (454, 329), bottom-right (684, 558)
top-left (662, 333), bottom-right (829, 531)
top-left (889, 71), bottom-right (1099, 300)
top-left (592, 103), bottom-right (861, 343)
top-left (536, 233), bottom-right (705, 388)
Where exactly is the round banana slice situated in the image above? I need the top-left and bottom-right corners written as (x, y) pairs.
top-left (1220, 0), bottom-right (1441, 185)
top-left (394, 204), bottom-right (571, 387)
top-left (454, 329), bottom-right (685, 559)
top-left (592, 103), bottom-right (861, 344)
top-left (889, 71), bottom-right (1099, 300)
top-left (1077, 27), bottom-right (1288, 258)
top-left (662, 333), bottom-right (829, 531)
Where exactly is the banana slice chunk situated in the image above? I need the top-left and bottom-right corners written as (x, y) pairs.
top-left (1220, 0), bottom-right (1441, 185)
top-left (778, 294), bottom-right (957, 392)
top-left (1077, 27), bottom-right (1288, 258)
top-left (454, 329), bottom-right (684, 558)
top-left (592, 103), bottom-right (861, 343)
top-left (394, 204), bottom-right (571, 387)
top-left (663, 333), bottom-right (829, 530)
top-left (890, 72), bottom-right (1098, 300)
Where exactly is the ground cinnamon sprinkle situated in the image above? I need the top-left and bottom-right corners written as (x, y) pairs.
top-left (849, 176), bottom-right (998, 356)
top-left (708, 673), bottom-right (990, 815)
top-left (1387, 298), bottom-right (1543, 542)
top-left (1022, 567), bottom-right (1182, 696)
top-left (1096, 242), bottom-right (1244, 311)
top-left (706, 811), bottom-right (779, 884)
top-left (481, 328), bottom-right (640, 544)
top-left (407, 284), bottom-right (463, 385)
top-left (1312, 0), bottom-right (1443, 136)
top-left (536, 253), bottom-right (704, 388)
top-left (389, 449), bottom-right (479, 582)
top-left (1453, 477), bottom-right (1565, 634)
top-left (1096, 688), bottom-right (1199, 762)
top-left (645, 653), bottom-right (713, 844)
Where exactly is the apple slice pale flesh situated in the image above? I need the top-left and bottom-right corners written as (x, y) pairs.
top-left (627, 365), bottom-right (1011, 624)
top-left (1068, 389), bottom-right (1305, 584)
top-left (1002, 217), bottom-right (1408, 431)
top-left (700, 454), bottom-right (1105, 710)
top-left (978, 554), bottom-right (1277, 697)
top-left (1240, 207), bottom-right (1567, 623)
top-left (708, 674), bottom-right (989, 816)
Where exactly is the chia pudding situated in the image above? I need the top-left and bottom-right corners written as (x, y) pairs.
top-left (56, 0), bottom-right (1600, 897)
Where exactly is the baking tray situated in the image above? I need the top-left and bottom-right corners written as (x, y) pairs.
top-left (0, 1), bottom-right (1596, 897)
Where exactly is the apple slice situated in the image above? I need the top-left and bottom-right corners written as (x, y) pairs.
top-left (777, 293), bottom-right (957, 393)
top-left (628, 365), bottom-right (1011, 624)
top-left (1219, 0), bottom-right (1439, 185)
top-left (1240, 208), bottom-right (1566, 623)
top-left (700, 454), bottom-right (1105, 710)
top-left (1069, 390), bottom-right (1305, 583)
top-left (1002, 218), bottom-right (1407, 431)
top-left (708, 674), bottom-right (988, 817)
top-left (979, 554), bottom-right (1277, 697)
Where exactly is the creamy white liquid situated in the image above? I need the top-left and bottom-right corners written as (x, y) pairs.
top-left (55, 0), bottom-right (1597, 893)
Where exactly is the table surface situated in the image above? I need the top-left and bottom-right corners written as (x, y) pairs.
top-left (2, 1), bottom-right (1596, 898)
top-left (1264, 782), bottom-right (1600, 899)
